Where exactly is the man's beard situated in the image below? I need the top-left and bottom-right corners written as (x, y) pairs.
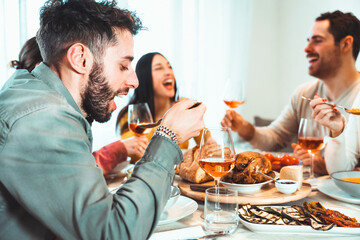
top-left (310, 47), bottom-right (342, 79)
top-left (81, 60), bottom-right (114, 123)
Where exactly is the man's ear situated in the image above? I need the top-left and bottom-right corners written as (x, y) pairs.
top-left (341, 35), bottom-right (354, 56)
top-left (66, 43), bottom-right (92, 74)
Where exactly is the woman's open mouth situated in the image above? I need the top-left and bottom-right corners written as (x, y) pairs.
top-left (163, 79), bottom-right (174, 89)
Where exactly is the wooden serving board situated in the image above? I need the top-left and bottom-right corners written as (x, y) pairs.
top-left (177, 179), bottom-right (312, 205)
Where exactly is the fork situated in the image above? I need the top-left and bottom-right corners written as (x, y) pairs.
top-left (136, 102), bottom-right (203, 130)
top-left (300, 96), bottom-right (360, 115)
top-left (136, 118), bottom-right (163, 130)
top-left (182, 233), bottom-right (229, 240)
top-left (255, 169), bottom-right (278, 182)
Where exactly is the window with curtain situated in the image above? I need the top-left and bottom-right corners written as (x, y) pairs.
top-left (94, 0), bottom-right (253, 149)
top-left (0, 0), bottom-right (45, 88)
top-left (126, 0), bottom-right (252, 129)
top-left (0, 0), bottom-right (253, 150)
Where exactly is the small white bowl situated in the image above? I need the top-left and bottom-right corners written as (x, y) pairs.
top-left (275, 180), bottom-right (298, 194)
top-left (163, 186), bottom-right (180, 212)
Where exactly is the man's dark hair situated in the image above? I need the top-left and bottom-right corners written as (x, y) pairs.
top-left (316, 10), bottom-right (360, 60)
top-left (36, 0), bottom-right (143, 66)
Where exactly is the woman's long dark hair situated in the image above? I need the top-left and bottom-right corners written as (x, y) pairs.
top-left (116, 52), bottom-right (178, 134)
top-left (9, 37), bottom-right (42, 72)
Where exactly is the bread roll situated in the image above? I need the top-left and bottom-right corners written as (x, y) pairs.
top-left (280, 165), bottom-right (303, 190)
top-left (177, 146), bottom-right (213, 183)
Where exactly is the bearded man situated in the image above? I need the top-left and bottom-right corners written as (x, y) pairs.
top-left (0, 0), bottom-right (206, 239)
top-left (222, 11), bottom-right (360, 175)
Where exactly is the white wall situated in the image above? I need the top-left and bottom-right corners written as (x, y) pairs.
top-left (2, 0), bottom-right (360, 150)
top-left (243, 0), bottom-right (360, 125)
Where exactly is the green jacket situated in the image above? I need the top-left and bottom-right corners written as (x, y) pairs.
top-left (0, 63), bottom-right (182, 240)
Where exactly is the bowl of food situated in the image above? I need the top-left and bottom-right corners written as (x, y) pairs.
top-left (331, 171), bottom-right (360, 198)
top-left (275, 180), bottom-right (298, 194)
top-left (163, 185), bottom-right (181, 212)
top-left (263, 152), bottom-right (300, 172)
top-left (220, 151), bottom-right (277, 194)
top-left (221, 179), bottom-right (273, 194)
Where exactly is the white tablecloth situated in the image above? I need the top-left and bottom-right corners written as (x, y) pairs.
top-left (153, 176), bottom-right (360, 240)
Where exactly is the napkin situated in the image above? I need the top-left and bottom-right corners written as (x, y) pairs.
top-left (149, 226), bottom-right (205, 240)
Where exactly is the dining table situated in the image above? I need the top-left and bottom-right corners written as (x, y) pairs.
top-left (107, 142), bottom-right (360, 240)
top-left (148, 174), bottom-right (360, 240)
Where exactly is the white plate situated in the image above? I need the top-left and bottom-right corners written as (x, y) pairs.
top-left (220, 172), bottom-right (279, 194)
top-left (318, 178), bottom-right (360, 205)
top-left (239, 206), bottom-right (360, 235)
top-left (220, 179), bottom-right (272, 194)
top-left (158, 196), bottom-right (198, 225)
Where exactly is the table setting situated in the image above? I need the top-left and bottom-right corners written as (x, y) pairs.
top-left (150, 172), bottom-right (360, 240)
top-left (107, 134), bottom-right (360, 240)
top-left (107, 99), bottom-right (360, 240)
top-left (158, 131), bottom-right (359, 239)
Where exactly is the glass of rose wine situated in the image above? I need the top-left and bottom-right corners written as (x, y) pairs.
top-left (198, 127), bottom-right (236, 210)
top-left (128, 103), bottom-right (154, 136)
top-left (223, 78), bottom-right (245, 109)
top-left (298, 118), bottom-right (327, 185)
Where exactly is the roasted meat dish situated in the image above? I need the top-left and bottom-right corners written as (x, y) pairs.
top-left (222, 151), bottom-right (275, 184)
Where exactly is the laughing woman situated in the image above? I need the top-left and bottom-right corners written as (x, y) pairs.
top-left (117, 52), bottom-right (212, 155)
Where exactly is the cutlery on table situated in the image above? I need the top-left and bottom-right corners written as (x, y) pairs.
top-left (301, 96), bottom-right (360, 115)
top-left (255, 169), bottom-right (278, 182)
top-left (190, 184), bottom-right (213, 192)
top-left (135, 118), bottom-right (163, 130)
top-left (183, 233), bottom-right (229, 240)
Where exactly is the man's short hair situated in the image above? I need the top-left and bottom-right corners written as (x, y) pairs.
top-left (316, 10), bottom-right (360, 60)
top-left (36, 0), bottom-right (143, 65)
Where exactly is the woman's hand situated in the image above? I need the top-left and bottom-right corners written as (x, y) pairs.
top-left (123, 136), bottom-right (149, 159)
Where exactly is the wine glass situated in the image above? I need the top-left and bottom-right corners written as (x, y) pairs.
top-left (223, 78), bottom-right (245, 109)
top-left (298, 118), bottom-right (327, 186)
top-left (128, 103), bottom-right (154, 136)
top-left (198, 127), bottom-right (236, 210)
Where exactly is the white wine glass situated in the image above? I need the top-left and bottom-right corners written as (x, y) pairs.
top-left (198, 127), bottom-right (236, 210)
top-left (128, 103), bottom-right (154, 136)
top-left (223, 78), bottom-right (245, 109)
top-left (298, 118), bottom-right (327, 186)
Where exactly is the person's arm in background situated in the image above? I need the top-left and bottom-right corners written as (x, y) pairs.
top-left (324, 129), bottom-right (359, 174)
top-left (119, 111), bottom-right (135, 140)
top-left (291, 143), bottom-right (327, 175)
top-left (93, 136), bottom-right (149, 175)
top-left (221, 90), bottom-right (301, 151)
top-left (193, 128), bottom-right (216, 145)
top-left (310, 95), bottom-right (359, 174)
top-left (95, 110), bottom-right (150, 168)
top-left (291, 94), bottom-right (344, 175)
